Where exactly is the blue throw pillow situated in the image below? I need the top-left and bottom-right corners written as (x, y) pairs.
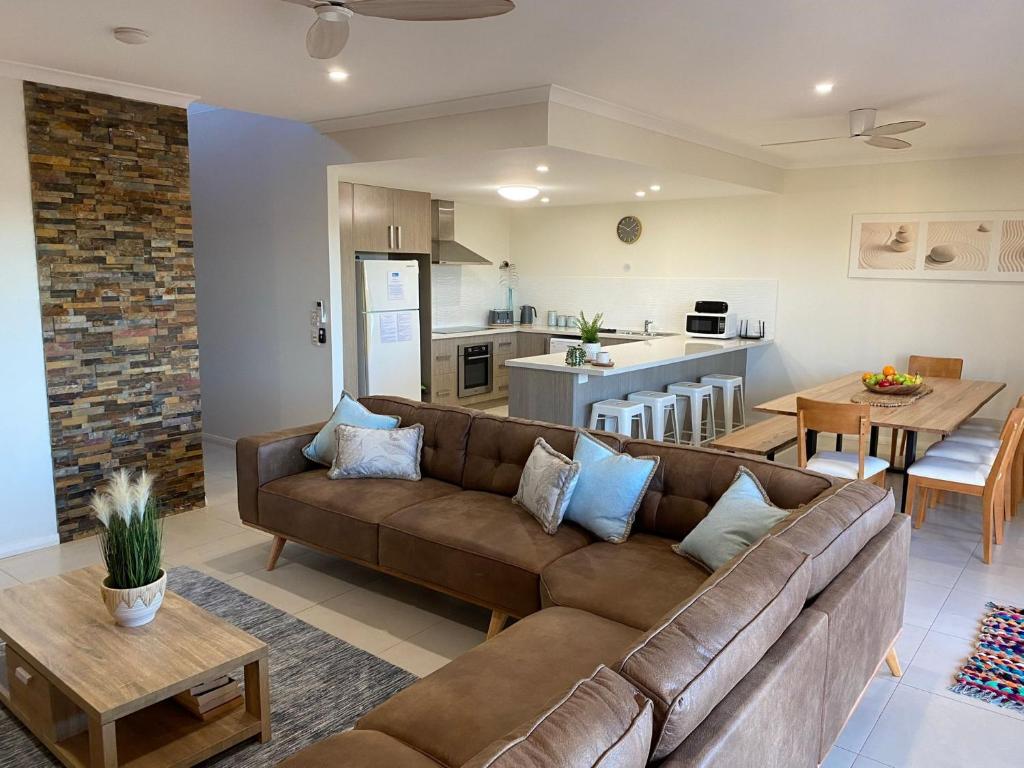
top-left (303, 392), bottom-right (400, 466)
top-left (675, 467), bottom-right (792, 571)
top-left (564, 432), bottom-right (659, 543)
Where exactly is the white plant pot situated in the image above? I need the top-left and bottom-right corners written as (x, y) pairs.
top-left (581, 342), bottom-right (602, 361)
top-left (100, 569), bottom-right (166, 628)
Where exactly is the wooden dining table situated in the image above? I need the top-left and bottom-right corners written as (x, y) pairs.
top-left (755, 372), bottom-right (1006, 513)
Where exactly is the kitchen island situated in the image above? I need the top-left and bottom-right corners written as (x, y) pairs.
top-left (505, 336), bottom-right (771, 428)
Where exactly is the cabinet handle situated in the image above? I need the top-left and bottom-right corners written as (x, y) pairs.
top-left (398, 225), bottom-right (403, 250)
top-left (436, 390), bottom-right (451, 397)
top-left (387, 225), bottom-right (394, 250)
top-left (498, 341), bottom-right (512, 347)
top-left (15, 667), bottom-right (32, 685)
top-left (434, 354), bottom-right (452, 361)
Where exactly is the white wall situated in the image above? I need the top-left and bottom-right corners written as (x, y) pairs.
top-left (431, 203), bottom-right (510, 328)
top-left (508, 154), bottom-right (1024, 414)
top-left (189, 107), bottom-right (353, 442)
top-left (0, 76), bottom-right (59, 557)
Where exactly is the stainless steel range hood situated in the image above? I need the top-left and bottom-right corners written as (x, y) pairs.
top-left (431, 200), bottom-right (491, 265)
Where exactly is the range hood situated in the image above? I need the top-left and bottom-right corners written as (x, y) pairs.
top-left (431, 200), bottom-right (491, 265)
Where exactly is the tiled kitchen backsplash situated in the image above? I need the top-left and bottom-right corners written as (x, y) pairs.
top-left (433, 268), bottom-right (777, 337)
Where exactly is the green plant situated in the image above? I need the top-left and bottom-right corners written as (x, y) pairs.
top-left (90, 470), bottom-right (163, 589)
top-left (577, 311), bottom-right (604, 344)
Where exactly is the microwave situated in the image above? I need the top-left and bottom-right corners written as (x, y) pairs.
top-left (685, 312), bottom-right (737, 339)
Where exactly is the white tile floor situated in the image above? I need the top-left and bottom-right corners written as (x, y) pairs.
top-left (1, 437), bottom-right (1022, 766)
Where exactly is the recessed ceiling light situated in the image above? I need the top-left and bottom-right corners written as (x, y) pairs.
top-left (113, 27), bottom-right (150, 45)
top-left (535, 164), bottom-right (549, 173)
top-left (635, 190), bottom-right (646, 198)
top-left (540, 197), bottom-right (550, 203)
top-left (814, 82), bottom-right (834, 94)
top-left (497, 185), bottom-right (540, 202)
top-left (649, 184), bottom-right (661, 192)
top-left (328, 70), bottom-right (350, 82)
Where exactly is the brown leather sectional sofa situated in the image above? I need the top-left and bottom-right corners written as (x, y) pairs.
top-left (236, 395), bottom-right (908, 767)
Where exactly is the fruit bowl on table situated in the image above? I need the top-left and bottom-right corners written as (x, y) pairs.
top-left (863, 381), bottom-right (924, 396)
top-left (861, 368), bottom-right (924, 396)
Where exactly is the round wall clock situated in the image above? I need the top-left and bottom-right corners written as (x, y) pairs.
top-left (617, 215), bottom-right (642, 244)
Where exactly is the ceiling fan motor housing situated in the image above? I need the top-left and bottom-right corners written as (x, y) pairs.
top-left (849, 108), bottom-right (877, 136)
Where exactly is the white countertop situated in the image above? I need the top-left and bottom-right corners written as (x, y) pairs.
top-left (504, 337), bottom-right (773, 376)
top-left (431, 324), bottom-right (677, 341)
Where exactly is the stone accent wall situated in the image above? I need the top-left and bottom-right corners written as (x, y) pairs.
top-left (24, 82), bottom-right (204, 541)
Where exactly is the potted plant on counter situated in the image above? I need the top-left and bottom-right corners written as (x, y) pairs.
top-left (577, 311), bottom-right (604, 362)
top-left (90, 469), bottom-right (166, 628)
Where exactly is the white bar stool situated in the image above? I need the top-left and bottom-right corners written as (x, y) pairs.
top-left (589, 399), bottom-right (648, 438)
top-left (700, 374), bottom-right (746, 435)
top-left (667, 382), bottom-right (717, 446)
top-left (626, 391), bottom-right (679, 442)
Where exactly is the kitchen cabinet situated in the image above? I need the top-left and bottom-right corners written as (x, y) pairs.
top-left (352, 184), bottom-right (431, 254)
top-left (516, 333), bottom-right (550, 357)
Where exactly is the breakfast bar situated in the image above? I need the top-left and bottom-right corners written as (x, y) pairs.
top-left (505, 336), bottom-right (771, 428)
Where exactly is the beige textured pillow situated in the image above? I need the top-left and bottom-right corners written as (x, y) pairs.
top-left (513, 438), bottom-right (581, 534)
top-left (328, 423), bottom-right (423, 481)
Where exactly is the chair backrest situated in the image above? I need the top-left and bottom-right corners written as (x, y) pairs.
top-left (796, 398), bottom-right (872, 479)
top-left (907, 355), bottom-right (963, 379)
top-left (985, 408), bottom-right (1024, 505)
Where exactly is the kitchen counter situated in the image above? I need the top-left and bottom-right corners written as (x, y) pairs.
top-left (505, 336), bottom-right (772, 428)
top-left (431, 324), bottom-right (679, 342)
top-left (505, 337), bottom-right (771, 376)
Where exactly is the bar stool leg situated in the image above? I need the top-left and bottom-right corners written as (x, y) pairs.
top-left (650, 403), bottom-right (665, 441)
top-left (589, 410), bottom-right (601, 430)
top-left (637, 410), bottom-right (648, 439)
top-left (664, 403), bottom-right (678, 443)
top-left (734, 385), bottom-right (746, 430)
top-left (720, 385), bottom-right (735, 435)
top-left (688, 393), bottom-right (702, 446)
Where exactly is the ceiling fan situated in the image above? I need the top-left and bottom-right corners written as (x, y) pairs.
top-left (761, 108), bottom-right (926, 150)
top-left (282, 0), bottom-right (516, 59)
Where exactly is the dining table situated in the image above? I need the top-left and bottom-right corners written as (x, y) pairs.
top-left (755, 372), bottom-right (1006, 513)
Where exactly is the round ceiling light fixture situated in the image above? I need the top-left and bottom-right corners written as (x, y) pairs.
top-left (635, 190), bottom-right (646, 198)
top-left (113, 27), bottom-right (150, 45)
top-left (328, 69), bottom-right (350, 82)
top-left (497, 185), bottom-right (540, 202)
top-left (814, 81), bottom-right (834, 94)
top-left (535, 164), bottom-right (549, 173)
top-left (649, 184), bottom-right (661, 192)
top-left (540, 197), bottom-right (550, 203)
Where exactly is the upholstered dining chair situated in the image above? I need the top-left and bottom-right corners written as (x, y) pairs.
top-left (908, 408), bottom-right (1024, 564)
top-left (889, 355), bottom-right (965, 467)
top-left (796, 398), bottom-right (889, 486)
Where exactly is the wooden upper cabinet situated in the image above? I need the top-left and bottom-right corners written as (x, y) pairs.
top-left (392, 189), bottom-right (431, 254)
top-left (352, 184), bottom-right (431, 254)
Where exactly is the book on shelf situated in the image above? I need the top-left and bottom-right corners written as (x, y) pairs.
top-left (173, 676), bottom-right (241, 717)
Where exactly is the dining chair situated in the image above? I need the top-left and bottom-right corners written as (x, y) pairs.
top-left (889, 355), bottom-right (964, 467)
top-left (907, 408), bottom-right (1024, 564)
top-left (796, 398), bottom-right (889, 486)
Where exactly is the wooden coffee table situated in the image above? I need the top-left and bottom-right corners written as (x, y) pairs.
top-left (0, 565), bottom-right (270, 767)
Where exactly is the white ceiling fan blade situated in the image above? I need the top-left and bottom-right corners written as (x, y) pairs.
top-left (863, 120), bottom-right (926, 137)
top-left (760, 136), bottom-right (846, 147)
top-left (345, 0), bottom-right (515, 21)
top-left (866, 135), bottom-right (912, 150)
top-left (306, 9), bottom-right (352, 58)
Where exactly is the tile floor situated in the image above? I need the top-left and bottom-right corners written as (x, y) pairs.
top-left (1, 435), bottom-right (1022, 767)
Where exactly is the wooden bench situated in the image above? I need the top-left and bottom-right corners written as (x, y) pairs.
top-left (710, 415), bottom-right (797, 461)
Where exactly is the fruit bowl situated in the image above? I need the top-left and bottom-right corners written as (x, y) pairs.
top-left (862, 367), bottom-right (924, 396)
top-left (863, 381), bottom-right (924, 396)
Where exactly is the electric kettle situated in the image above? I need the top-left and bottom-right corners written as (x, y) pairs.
top-left (520, 305), bottom-right (537, 326)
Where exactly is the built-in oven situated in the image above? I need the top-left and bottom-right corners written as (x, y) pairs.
top-left (458, 342), bottom-right (493, 398)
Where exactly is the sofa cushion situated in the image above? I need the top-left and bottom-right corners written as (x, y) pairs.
top-left (259, 469), bottom-right (462, 564)
top-left (463, 666), bottom-right (653, 768)
top-left (616, 535), bottom-right (811, 761)
top-left (279, 729), bottom-right (443, 768)
top-left (624, 441), bottom-right (837, 541)
top-left (513, 437), bottom-right (581, 535)
top-left (358, 607), bottom-right (642, 768)
top-left (461, 414), bottom-right (624, 496)
top-left (359, 396), bottom-right (474, 486)
top-left (771, 480), bottom-right (895, 598)
top-left (303, 391), bottom-right (400, 467)
top-left (328, 422), bottom-right (424, 481)
top-left (541, 533), bottom-right (710, 630)
top-left (379, 491), bottom-right (593, 617)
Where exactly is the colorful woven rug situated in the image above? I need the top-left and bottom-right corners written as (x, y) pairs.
top-left (950, 602), bottom-right (1024, 712)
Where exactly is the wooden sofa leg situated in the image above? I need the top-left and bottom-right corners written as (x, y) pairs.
top-left (884, 646), bottom-right (902, 677)
top-left (487, 611), bottom-right (509, 640)
top-left (267, 536), bottom-right (287, 571)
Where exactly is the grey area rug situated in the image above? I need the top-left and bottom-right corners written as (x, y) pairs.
top-left (0, 566), bottom-right (418, 767)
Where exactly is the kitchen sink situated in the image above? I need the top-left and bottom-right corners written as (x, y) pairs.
top-left (613, 329), bottom-right (674, 337)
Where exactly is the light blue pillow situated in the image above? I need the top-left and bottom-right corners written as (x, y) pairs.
top-left (675, 467), bottom-right (791, 571)
top-left (303, 392), bottom-right (400, 466)
top-left (564, 432), bottom-right (659, 543)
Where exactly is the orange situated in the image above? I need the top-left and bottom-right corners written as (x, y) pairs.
top-left (882, 365), bottom-right (897, 377)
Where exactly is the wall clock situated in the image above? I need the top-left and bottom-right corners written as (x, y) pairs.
top-left (617, 215), bottom-right (642, 244)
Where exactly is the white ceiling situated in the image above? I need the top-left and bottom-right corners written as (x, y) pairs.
top-left (2, 0), bottom-right (1023, 167)
top-left (333, 147), bottom-right (762, 206)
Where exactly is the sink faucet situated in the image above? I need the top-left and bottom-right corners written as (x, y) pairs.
top-left (643, 319), bottom-right (655, 335)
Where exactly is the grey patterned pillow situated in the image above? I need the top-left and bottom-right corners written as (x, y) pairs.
top-left (328, 423), bottom-right (424, 481)
top-left (513, 438), bottom-right (581, 535)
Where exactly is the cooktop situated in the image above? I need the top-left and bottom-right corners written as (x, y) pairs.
top-left (432, 326), bottom-right (491, 334)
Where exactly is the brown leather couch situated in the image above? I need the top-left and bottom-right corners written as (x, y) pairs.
top-left (236, 396), bottom-right (908, 767)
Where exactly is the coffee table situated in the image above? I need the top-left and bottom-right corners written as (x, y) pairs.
top-left (0, 565), bottom-right (270, 767)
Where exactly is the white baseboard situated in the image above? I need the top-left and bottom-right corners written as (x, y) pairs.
top-left (0, 532), bottom-right (60, 560)
top-left (202, 432), bottom-right (237, 448)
